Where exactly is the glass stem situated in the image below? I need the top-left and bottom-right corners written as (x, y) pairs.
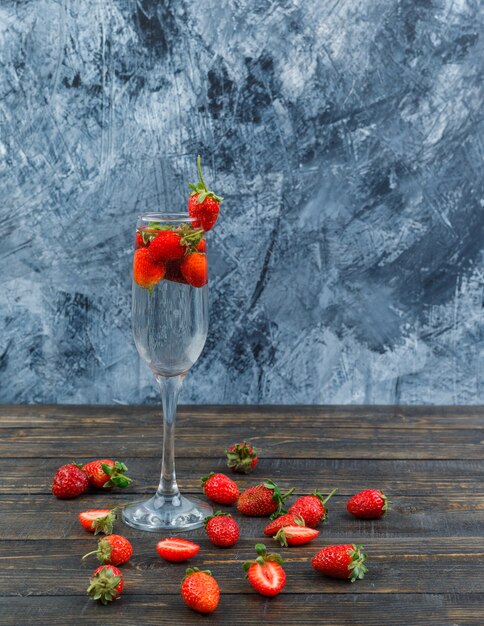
top-left (156, 373), bottom-right (185, 499)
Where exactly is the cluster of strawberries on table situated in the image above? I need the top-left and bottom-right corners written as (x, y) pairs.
top-left (51, 442), bottom-right (388, 614)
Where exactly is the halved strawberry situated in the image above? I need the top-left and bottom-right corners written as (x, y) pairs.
top-left (243, 543), bottom-right (286, 597)
top-left (156, 538), bottom-right (201, 562)
top-left (78, 509), bottom-right (117, 535)
top-left (263, 514), bottom-right (304, 536)
top-left (274, 524), bottom-right (319, 547)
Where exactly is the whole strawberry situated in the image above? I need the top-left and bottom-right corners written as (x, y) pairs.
top-left (201, 472), bottom-right (239, 505)
top-left (180, 252), bottom-right (207, 287)
top-left (264, 513), bottom-right (304, 536)
top-left (87, 565), bottom-right (124, 605)
top-left (149, 230), bottom-right (186, 262)
top-left (181, 567), bottom-right (220, 614)
top-left (82, 460), bottom-right (132, 490)
top-left (52, 463), bottom-right (89, 499)
top-left (196, 238), bottom-right (207, 253)
top-left (243, 543), bottom-right (286, 597)
top-left (133, 247), bottom-right (165, 290)
top-left (83, 534), bottom-right (133, 566)
top-left (204, 512), bottom-right (240, 547)
top-left (347, 489), bottom-right (389, 519)
top-left (312, 544), bottom-right (367, 582)
top-left (78, 509), bottom-right (117, 535)
top-left (188, 155), bottom-right (223, 231)
top-left (288, 488), bottom-right (337, 528)
top-left (237, 480), bottom-right (294, 518)
top-left (226, 441), bottom-right (258, 474)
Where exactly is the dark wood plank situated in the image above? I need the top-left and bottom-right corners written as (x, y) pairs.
top-left (0, 494), bottom-right (482, 540)
top-left (1, 594), bottom-right (483, 625)
top-left (0, 425), bottom-right (481, 458)
top-left (2, 457), bottom-right (482, 495)
top-left (0, 537), bottom-right (483, 596)
top-left (1, 404), bottom-right (483, 429)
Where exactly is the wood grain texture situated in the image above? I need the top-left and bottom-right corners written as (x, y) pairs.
top-left (1, 425), bottom-right (482, 459)
top-left (0, 404), bottom-right (483, 625)
top-left (1, 594), bottom-right (483, 626)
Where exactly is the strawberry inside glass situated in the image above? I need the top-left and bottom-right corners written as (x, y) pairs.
top-left (125, 212), bottom-right (212, 531)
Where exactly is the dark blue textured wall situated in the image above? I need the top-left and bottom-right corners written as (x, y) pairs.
top-left (1, 0), bottom-right (483, 404)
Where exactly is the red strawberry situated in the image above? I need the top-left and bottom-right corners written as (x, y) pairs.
top-left (347, 489), bottom-right (389, 519)
top-left (201, 472), bottom-right (239, 505)
top-left (149, 230), bottom-right (186, 262)
top-left (196, 238), bottom-right (207, 253)
top-left (312, 544), bottom-right (368, 582)
top-left (87, 565), bottom-right (124, 605)
top-left (78, 509), bottom-right (117, 535)
top-left (204, 512), bottom-right (240, 547)
top-left (237, 480), bottom-right (294, 518)
top-left (263, 513), bottom-right (304, 536)
top-left (133, 247), bottom-right (165, 290)
top-left (83, 534), bottom-right (133, 566)
top-left (181, 568), bottom-right (220, 614)
top-left (164, 261), bottom-right (189, 285)
top-left (226, 442), bottom-right (258, 474)
top-left (82, 460), bottom-right (132, 490)
top-left (52, 463), bottom-right (89, 499)
top-left (288, 488), bottom-right (337, 528)
top-left (274, 524), bottom-right (319, 547)
top-left (180, 252), bottom-right (208, 288)
top-left (187, 155), bottom-right (223, 231)
top-left (243, 543), bottom-right (286, 597)
top-left (135, 232), bottom-right (145, 249)
top-left (156, 538), bottom-right (200, 563)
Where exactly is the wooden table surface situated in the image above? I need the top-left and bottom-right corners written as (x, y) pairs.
top-left (0, 404), bottom-right (483, 625)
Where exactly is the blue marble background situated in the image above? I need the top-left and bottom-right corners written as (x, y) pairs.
top-left (0, 0), bottom-right (483, 404)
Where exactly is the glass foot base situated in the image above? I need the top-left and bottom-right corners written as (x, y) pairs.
top-left (122, 493), bottom-right (213, 532)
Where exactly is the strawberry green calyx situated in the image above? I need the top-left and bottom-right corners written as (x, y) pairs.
top-left (200, 472), bottom-right (216, 486)
top-left (203, 511), bottom-right (232, 527)
top-left (243, 543), bottom-right (284, 573)
top-left (347, 545), bottom-right (368, 582)
top-left (273, 517), bottom-right (305, 547)
top-left (91, 509), bottom-right (118, 535)
top-left (226, 442), bottom-right (257, 474)
top-left (100, 462), bottom-right (132, 489)
top-left (265, 480), bottom-right (295, 520)
top-left (182, 567), bottom-right (212, 583)
top-left (87, 567), bottom-right (122, 605)
top-left (188, 155), bottom-right (223, 204)
top-left (381, 491), bottom-right (390, 513)
top-left (178, 224), bottom-right (205, 250)
top-left (82, 537), bottom-right (113, 565)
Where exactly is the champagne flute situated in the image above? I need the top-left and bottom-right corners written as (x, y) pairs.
top-left (122, 212), bottom-right (212, 531)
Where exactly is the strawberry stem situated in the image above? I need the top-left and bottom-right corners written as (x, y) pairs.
top-left (197, 154), bottom-right (207, 192)
top-left (321, 488), bottom-right (337, 504)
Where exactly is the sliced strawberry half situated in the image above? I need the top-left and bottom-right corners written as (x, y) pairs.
top-left (274, 524), bottom-right (319, 547)
top-left (243, 543), bottom-right (286, 597)
top-left (156, 537), bottom-right (201, 562)
top-left (78, 509), bottom-right (117, 535)
top-left (263, 514), bottom-right (304, 536)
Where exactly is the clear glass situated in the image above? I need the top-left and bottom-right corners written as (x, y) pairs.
top-left (122, 212), bottom-right (212, 531)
